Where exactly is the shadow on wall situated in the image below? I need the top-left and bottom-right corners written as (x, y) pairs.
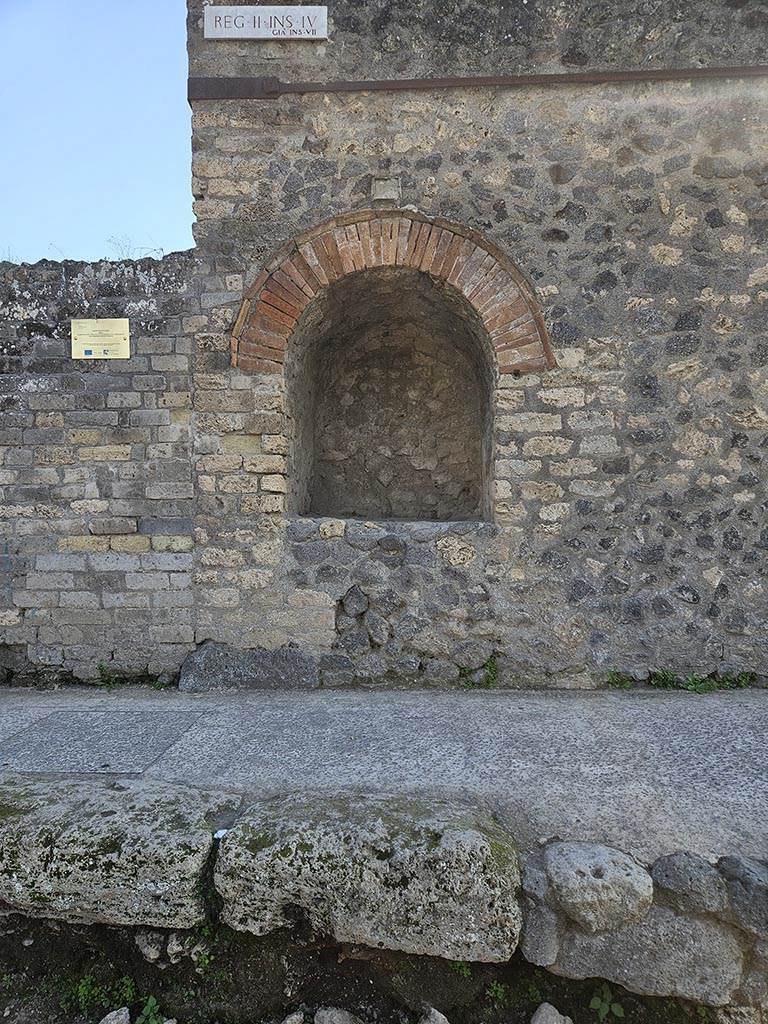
top-left (284, 266), bottom-right (495, 522)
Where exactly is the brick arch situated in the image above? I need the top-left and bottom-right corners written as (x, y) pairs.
top-left (231, 210), bottom-right (555, 376)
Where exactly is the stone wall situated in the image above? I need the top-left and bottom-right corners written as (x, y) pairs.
top-left (0, 254), bottom-right (197, 682)
top-left (185, 0), bottom-right (768, 685)
top-left (1, 1), bottom-right (767, 685)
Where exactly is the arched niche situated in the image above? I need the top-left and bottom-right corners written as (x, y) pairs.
top-left (230, 210), bottom-right (555, 522)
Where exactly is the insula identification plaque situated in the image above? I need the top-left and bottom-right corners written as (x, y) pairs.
top-left (204, 6), bottom-right (328, 39)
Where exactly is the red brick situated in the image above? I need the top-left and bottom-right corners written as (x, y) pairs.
top-left (291, 248), bottom-right (324, 292)
top-left (478, 282), bottom-right (524, 319)
top-left (309, 236), bottom-right (339, 283)
top-left (402, 220), bottom-right (421, 265)
top-left (321, 231), bottom-right (345, 278)
top-left (467, 266), bottom-right (506, 308)
top-left (259, 280), bottom-right (302, 318)
top-left (395, 218), bottom-right (412, 265)
top-left (241, 326), bottom-right (288, 352)
top-left (247, 314), bottom-right (292, 339)
top-left (356, 220), bottom-right (373, 267)
top-left (419, 226), bottom-right (443, 272)
top-left (499, 344), bottom-right (547, 372)
top-left (260, 289), bottom-right (304, 320)
top-left (344, 224), bottom-right (366, 271)
top-left (493, 329), bottom-right (540, 353)
top-left (232, 298), bottom-right (251, 340)
top-left (281, 258), bottom-right (317, 298)
top-left (373, 219), bottom-right (388, 266)
top-left (409, 222), bottom-right (433, 269)
top-left (429, 229), bottom-right (454, 278)
top-left (332, 227), bottom-right (356, 275)
top-left (269, 269), bottom-right (310, 308)
top-left (254, 300), bottom-right (297, 330)
top-left (240, 339), bottom-right (286, 360)
top-left (447, 239), bottom-right (476, 286)
top-left (459, 247), bottom-right (492, 291)
top-left (484, 301), bottom-right (531, 335)
top-left (298, 242), bottom-right (329, 287)
top-left (439, 233), bottom-right (465, 281)
top-left (244, 268), bottom-right (271, 301)
top-left (458, 252), bottom-right (495, 296)
top-left (238, 356), bottom-right (282, 374)
top-left (381, 218), bottom-right (398, 266)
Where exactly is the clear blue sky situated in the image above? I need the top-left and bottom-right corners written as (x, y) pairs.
top-left (0, 0), bottom-right (193, 264)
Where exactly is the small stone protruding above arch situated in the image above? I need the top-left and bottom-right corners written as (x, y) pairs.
top-left (231, 210), bottom-right (555, 376)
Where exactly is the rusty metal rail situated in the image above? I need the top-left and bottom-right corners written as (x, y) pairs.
top-left (188, 64), bottom-right (768, 101)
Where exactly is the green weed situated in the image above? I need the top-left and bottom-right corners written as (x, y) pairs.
top-left (485, 980), bottom-right (509, 1006)
top-left (590, 982), bottom-right (625, 1021)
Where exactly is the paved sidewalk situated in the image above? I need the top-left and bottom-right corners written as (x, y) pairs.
top-left (1, 685), bottom-right (765, 862)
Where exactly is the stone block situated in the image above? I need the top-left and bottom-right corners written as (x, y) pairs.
top-left (551, 905), bottom-right (743, 1005)
top-left (544, 842), bottom-right (653, 933)
top-left (215, 794), bottom-right (521, 962)
top-left (178, 640), bottom-right (319, 691)
top-left (522, 903), bottom-right (561, 966)
top-left (88, 517), bottom-right (138, 536)
top-left (719, 855), bottom-right (768, 939)
top-left (146, 482), bottom-right (194, 499)
top-left (652, 851), bottom-right (728, 916)
top-left (0, 775), bottom-right (216, 929)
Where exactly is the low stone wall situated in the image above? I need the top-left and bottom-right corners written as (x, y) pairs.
top-left (0, 775), bottom-right (765, 1013)
top-left (0, 254), bottom-right (197, 682)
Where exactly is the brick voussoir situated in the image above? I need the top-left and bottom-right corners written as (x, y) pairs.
top-left (269, 269), bottom-right (311, 308)
top-left (494, 331), bottom-right (542, 354)
top-left (333, 227), bottom-right (357, 275)
top-left (262, 275), bottom-right (309, 315)
top-left (298, 242), bottom-right (330, 287)
top-left (248, 314), bottom-right (292, 339)
top-left (479, 285), bottom-right (527, 323)
top-left (395, 217), bottom-right (412, 265)
top-left (419, 225), bottom-right (443, 272)
top-left (447, 238), bottom-right (476, 286)
top-left (490, 314), bottom-right (536, 340)
top-left (451, 241), bottom-right (484, 289)
top-left (254, 300), bottom-right (297, 330)
top-left (240, 342), bottom-right (287, 363)
top-left (439, 233), bottom-right (466, 282)
top-left (291, 248), bottom-right (324, 293)
top-left (458, 252), bottom-right (497, 298)
top-left (467, 264), bottom-right (506, 305)
top-left (281, 258), bottom-right (318, 298)
top-left (410, 221), bottom-right (433, 268)
top-left (403, 220), bottom-right (422, 266)
top-left (429, 228), bottom-right (454, 278)
top-left (241, 331), bottom-right (287, 353)
top-left (316, 232), bottom-right (345, 280)
top-left (383, 218), bottom-right (399, 266)
top-left (358, 220), bottom-right (374, 267)
top-left (500, 340), bottom-right (548, 363)
top-left (260, 289), bottom-right (304, 320)
top-left (232, 298), bottom-right (252, 340)
top-left (239, 355), bottom-right (283, 374)
top-left (344, 224), bottom-right (366, 272)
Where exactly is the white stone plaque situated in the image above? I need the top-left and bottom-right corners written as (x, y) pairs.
top-left (204, 5), bottom-right (328, 39)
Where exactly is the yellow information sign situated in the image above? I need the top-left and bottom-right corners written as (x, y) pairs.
top-left (71, 318), bottom-right (131, 360)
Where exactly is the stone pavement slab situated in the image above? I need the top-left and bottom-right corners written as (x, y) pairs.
top-left (0, 708), bottom-right (202, 773)
top-left (0, 686), bottom-right (766, 863)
